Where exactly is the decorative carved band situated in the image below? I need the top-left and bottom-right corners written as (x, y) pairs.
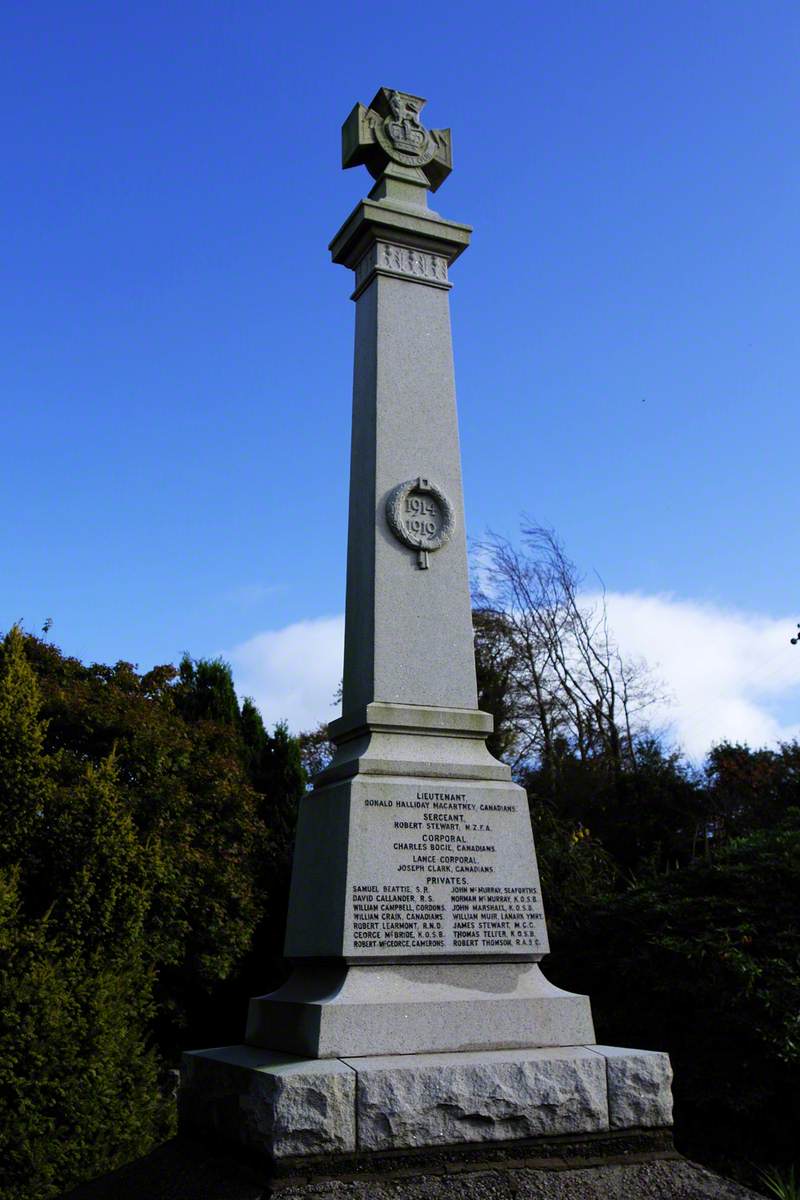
top-left (352, 241), bottom-right (450, 299)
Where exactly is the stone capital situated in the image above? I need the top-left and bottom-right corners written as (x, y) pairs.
top-left (329, 197), bottom-right (471, 279)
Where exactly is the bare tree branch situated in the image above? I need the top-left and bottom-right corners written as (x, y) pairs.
top-left (473, 525), bottom-right (666, 785)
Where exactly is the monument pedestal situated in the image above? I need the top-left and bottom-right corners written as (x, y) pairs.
top-left (245, 963), bottom-right (594, 1058)
top-left (180, 1043), bottom-right (673, 1163)
top-left (179, 87), bottom-right (673, 1169)
top-left (282, 704), bottom-right (552, 969)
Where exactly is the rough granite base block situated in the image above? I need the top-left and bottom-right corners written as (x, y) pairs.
top-left (344, 1046), bottom-right (608, 1151)
top-left (179, 1046), bottom-right (356, 1158)
top-left (179, 1044), bottom-right (672, 1161)
top-left (594, 1045), bottom-right (674, 1128)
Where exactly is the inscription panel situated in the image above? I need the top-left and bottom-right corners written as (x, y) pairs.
top-left (344, 780), bottom-right (548, 960)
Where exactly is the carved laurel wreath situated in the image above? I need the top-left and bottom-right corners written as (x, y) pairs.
top-left (385, 477), bottom-right (455, 555)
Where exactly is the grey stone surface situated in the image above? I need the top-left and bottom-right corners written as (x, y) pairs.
top-left (246, 964), bottom-right (594, 1058)
top-left (284, 88), bottom-right (552, 974)
top-left (340, 263), bottom-right (476, 714)
top-left (318, 703), bottom-right (510, 787)
top-left (330, 703), bottom-right (494, 741)
top-left (179, 1047), bottom-right (356, 1159)
top-left (285, 773), bottom-right (550, 965)
top-left (330, 197), bottom-right (471, 271)
top-left (592, 1045), bottom-right (674, 1129)
top-left (285, 749), bottom-right (553, 965)
top-left (346, 1047), bottom-right (609, 1151)
top-left (180, 1045), bottom-right (673, 1159)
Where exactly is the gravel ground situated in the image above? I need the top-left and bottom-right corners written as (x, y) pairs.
top-left (274, 1159), bottom-right (761, 1200)
top-left (62, 1140), bottom-right (763, 1200)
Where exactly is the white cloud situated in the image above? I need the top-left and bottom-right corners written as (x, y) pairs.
top-left (227, 598), bottom-right (800, 758)
top-left (602, 592), bottom-right (800, 758)
top-left (227, 615), bottom-right (344, 732)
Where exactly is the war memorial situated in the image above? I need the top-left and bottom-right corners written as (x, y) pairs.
top-left (179, 87), bottom-right (675, 1177)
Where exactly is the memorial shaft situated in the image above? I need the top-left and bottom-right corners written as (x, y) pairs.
top-left (281, 89), bottom-right (550, 969)
top-left (339, 216), bottom-right (476, 711)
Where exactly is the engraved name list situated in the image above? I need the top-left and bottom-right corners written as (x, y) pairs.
top-left (344, 781), bottom-right (547, 961)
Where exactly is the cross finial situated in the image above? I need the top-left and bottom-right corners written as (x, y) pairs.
top-left (342, 88), bottom-right (452, 199)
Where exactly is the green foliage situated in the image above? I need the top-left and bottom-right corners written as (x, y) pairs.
top-left (192, 714), bottom-right (306, 1045)
top-left (174, 654), bottom-right (241, 726)
top-left (297, 721), bottom-right (334, 779)
top-left (759, 1164), bottom-right (800, 1200)
top-left (529, 801), bottom-right (617, 942)
top-left (705, 741), bottom-right (800, 843)
top-left (0, 873), bottom-right (165, 1200)
top-left (0, 633), bottom-right (169, 1200)
top-left (0, 627), bottom-right (53, 872)
top-left (520, 735), bottom-right (707, 930)
top-left (546, 818), bottom-right (800, 1168)
top-left (45, 756), bottom-right (150, 959)
top-left (20, 641), bottom-right (270, 1003)
top-left (0, 628), bottom-right (306, 1197)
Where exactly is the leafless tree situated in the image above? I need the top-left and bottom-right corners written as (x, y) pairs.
top-left (473, 525), bottom-right (664, 782)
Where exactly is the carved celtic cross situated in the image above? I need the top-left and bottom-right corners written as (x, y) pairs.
top-left (342, 88), bottom-right (452, 193)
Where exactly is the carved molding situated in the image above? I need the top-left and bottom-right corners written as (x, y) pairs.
top-left (353, 241), bottom-right (450, 298)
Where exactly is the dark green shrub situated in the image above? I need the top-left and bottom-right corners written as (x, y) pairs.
top-left (0, 628), bottom-right (305, 1196)
top-left (546, 818), bottom-right (800, 1169)
top-left (0, 870), bottom-right (165, 1200)
top-left (0, 630), bottom-right (168, 1199)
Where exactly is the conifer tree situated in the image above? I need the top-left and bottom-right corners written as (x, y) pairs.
top-left (174, 654), bottom-right (240, 726)
top-left (0, 630), bottom-right (165, 1200)
top-left (0, 626), bottom-right (52, 871)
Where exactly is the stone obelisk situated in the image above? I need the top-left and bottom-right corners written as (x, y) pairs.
top-left (246, 86), bottom-right (591, 1058)
top-left (180, 89), bottom-right (673, 1166)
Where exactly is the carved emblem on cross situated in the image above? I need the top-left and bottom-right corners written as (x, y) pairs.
top-left (342, 88), bottom-right (452, 192)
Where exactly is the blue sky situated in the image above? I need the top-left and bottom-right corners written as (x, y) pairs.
top-left (2, 2), bottom-right (799, 752)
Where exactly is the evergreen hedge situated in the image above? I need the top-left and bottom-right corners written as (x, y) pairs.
top-left (0, 628), bottom-right (303, 1199)
top-left (546, 817), bottom-right (800, 1171)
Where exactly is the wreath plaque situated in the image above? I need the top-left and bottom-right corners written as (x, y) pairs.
top-left (385, 476), bottom-right (455, 569)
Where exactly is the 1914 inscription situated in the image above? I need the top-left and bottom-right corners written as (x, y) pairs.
top-left (344, 782), bottom-right (548, 960)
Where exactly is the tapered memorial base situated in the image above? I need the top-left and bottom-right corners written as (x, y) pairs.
top-left (244, 962), bottom-right (594, 1058)
top-left (178, 1043), bottom-right (673, 1163)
